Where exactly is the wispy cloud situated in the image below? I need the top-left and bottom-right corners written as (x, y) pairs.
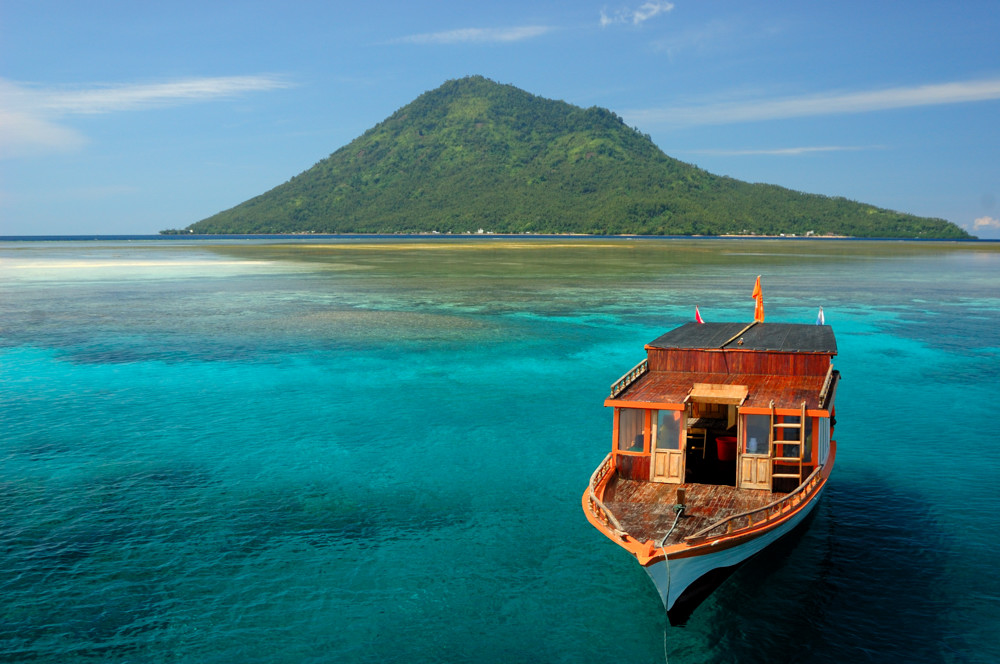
top-left (601, 1), bottom-right (674, 27)
top-left (0, 75), bottom-right (293, 159)
top-left (0, 108), bottom-right (89, 158)
top-left (393, 25), bottom-right (552, 45)
top-left (683, 145), bottom-right (883, 156)
top-left (34, 76), bottom-right (292, 114)
top-left (626, 77), bottom-right (1000, 127)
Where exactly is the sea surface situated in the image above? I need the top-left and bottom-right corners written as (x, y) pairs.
top-left (1, 237), bottom-right (998, 663)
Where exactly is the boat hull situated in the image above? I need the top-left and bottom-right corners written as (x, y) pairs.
top-left (643, 485), bottom-right (825, 623)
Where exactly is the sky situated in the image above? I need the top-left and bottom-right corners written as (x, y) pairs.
top-left (1, 1), bottom-right (999, 238)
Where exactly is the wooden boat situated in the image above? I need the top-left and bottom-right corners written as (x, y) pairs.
top-left (582, 317), bottom-right (839, 623)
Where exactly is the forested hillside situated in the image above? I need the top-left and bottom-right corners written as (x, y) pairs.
top-left (180, 76), bottom-right (970, 239)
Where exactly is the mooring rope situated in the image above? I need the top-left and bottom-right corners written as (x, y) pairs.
top-left (659, 503), bottom-right (685, 664)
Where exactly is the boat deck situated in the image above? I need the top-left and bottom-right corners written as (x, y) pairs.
top-left (602, 475), bottom-right (785, 546)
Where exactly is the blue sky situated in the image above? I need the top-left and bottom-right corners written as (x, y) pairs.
top-left (2, 1), bottom-right (999, 238)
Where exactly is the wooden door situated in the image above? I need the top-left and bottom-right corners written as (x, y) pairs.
top-left (739, 414), bottom-right (771, 490)
top-left (651, 445), bottom-right (684, 483)
top-left (651, 410), bottom-right (684, 484)
top-left (739, 453), bottom-right (771, 489)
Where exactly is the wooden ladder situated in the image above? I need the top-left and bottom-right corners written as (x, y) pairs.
top-left (770, 400), bottom-right (807, 484)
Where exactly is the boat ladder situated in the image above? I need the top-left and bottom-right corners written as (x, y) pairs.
top-left (770, 400), bottom-right (807, 484)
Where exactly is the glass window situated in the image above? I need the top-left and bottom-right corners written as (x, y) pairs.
top-left (618, 408), bottom-right (645, 452)
top-left (773, 416), bottom-right (813, 460)
top-left (779, 415), bottom-right (800, 459)
top-left (744, 414), bottom-right (770, 455)
top-left (779, 416), bottom-right (799, 440)
top-left (655, 410), bottom-right (682, 450)
top-left (803, 417), bottom-right (813, 462)
top-left (817, 417), bottom-right (830, 464)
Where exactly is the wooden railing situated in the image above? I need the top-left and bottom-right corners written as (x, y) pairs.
top-left (587, 453), bottom-right (626, 536)
top-left (610, 358), bottom-right (648, 398)
top-left (819, 364), bottom-right (836, 405)
top-left (683, 466), bottom-right (825, 542)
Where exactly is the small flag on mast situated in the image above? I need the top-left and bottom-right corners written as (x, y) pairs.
top-left (816, 306), bottom-right (825, 325)
top-left (695, 306), bottom-right (705, 324)
top-left (751, 276), bottom-right (764, 323)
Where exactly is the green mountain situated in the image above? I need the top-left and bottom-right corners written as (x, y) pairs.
top-left (180, 76), bottom-right (971, 239)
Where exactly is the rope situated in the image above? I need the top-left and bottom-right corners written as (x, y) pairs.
top-left (660, 503), bottom-right (685, 664)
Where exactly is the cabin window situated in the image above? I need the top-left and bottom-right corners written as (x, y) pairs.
top-left (744, 414), bottom-right (770, 454)
top-left (655, 409), bottom-right (682, 450)
top-left (817, 418), bottom-right (831, 464)
top-left (777, 415), bottom-right (801, 459)
top-left (774, 416), bottom-right (814, 461)
top-left (804, 417), bottom-right (813, 462)
top-left (618, 408), bottom-right (645, 453)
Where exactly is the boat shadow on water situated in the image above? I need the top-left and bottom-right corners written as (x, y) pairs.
top-left (674, 474), bottom-right (961, 664)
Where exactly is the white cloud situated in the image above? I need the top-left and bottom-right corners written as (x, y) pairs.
top-left (35, 76), bottom-right (292, 115)
top-left (682, 145), bottom-right (881, 156)
top-left (0, 109), bottom-right (88, 158)
top-left (972, 216), bottom-right (1000, 232)
top-left (0, 75), bottom-right (292, 159)
top-left (601, 2), bottom-right (674, 27)
top-left (394, 26), bottom-right (552, 45)
top-left (626, 77), bottom-right (1000, 127)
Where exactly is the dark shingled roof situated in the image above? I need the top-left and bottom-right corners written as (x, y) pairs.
top-left (648, 322), bottom-right (837, 354)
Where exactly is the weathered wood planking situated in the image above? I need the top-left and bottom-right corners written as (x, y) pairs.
top-left (603, 476), bottom-right (784, 544)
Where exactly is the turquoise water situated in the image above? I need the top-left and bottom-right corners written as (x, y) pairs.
top-left (1, 238), bottom-right (998, 663)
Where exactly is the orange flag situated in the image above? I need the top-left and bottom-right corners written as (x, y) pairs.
top-left (751, 275), bottom-right (764, 322)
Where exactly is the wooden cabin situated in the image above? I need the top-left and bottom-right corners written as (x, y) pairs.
top-left (585, 319), bottom-right (841, 621)
top-left (605, 322), bottom-right (839, 495)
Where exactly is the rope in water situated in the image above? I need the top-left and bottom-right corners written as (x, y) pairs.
top-left (660, 503), bottom-right (685, 664)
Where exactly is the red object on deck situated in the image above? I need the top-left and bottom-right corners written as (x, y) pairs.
top-left (716, 436), bottom-right (737, 461)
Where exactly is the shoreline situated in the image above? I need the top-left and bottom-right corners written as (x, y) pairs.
top-left (3, 233), bottom-right (993, 243)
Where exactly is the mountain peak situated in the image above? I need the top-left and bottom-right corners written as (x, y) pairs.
top-left (183, 77), bottom-right (970, 239)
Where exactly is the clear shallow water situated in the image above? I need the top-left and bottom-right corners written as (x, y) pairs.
top-left (1, 238), bottom-right (998, 663)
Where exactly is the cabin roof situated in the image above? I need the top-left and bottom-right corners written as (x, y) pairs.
top-left (648, 322), bottom-right (837, 355)
top-left (612, 370), bottom-right (831, 411)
